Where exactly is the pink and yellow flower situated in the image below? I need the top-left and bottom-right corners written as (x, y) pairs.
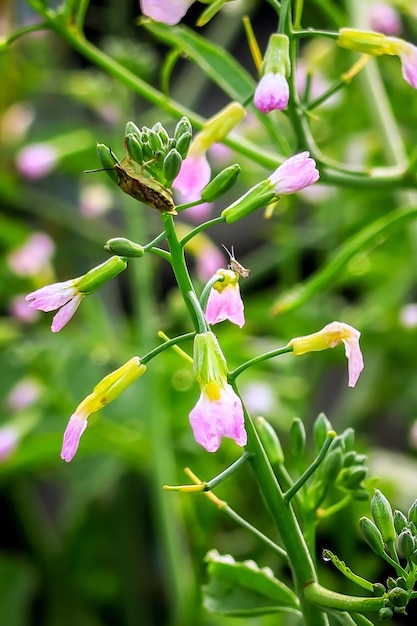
top-left (205, 269), bottom-right (245, 328)
top-left (140, 0), bottom-right (194, 25)
top-left (289, 321), bottom-right (364, 387)
top-left (254, 73), bottom-right (289, 113)
top-left (269, 152), bottom-right (320, 194)
top-left (189, 332), bottom-right (247, 452)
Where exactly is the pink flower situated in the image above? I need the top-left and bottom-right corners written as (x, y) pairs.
top-left (269, 152), bottom-right (320, 194)
top-left (190, 332), bottom-right (247, 452)
top-left (173, 153), bottom-right (212, 203)
top-left (140, 0), bottom-right (194, 25)
top-left (289, 321), bottom-right (364, 388)
top-left (7, 379), bottom-right (41, 411)
top-left (189, 383), bottom-right (247, 453)
top-left (369, 2), bottom-right (402, 36)
top-left (205, 269), bottom-right (245, 328)
top-left (0, 426), bottom-right (19, 462)
top-left (196, 245), bottom-right (226, 282)
top-left (8, 232), bottom-right (54, 277)
top-left (16, 144), bottom-right (58, 180)
top-left (397, 41), bottom-right (417, 88)
top-left (254, 72), bottom-right (289, 113)
top-left (25, 280), bottom-right (83, 332)
top-left (9, 295), bottom-right (40, 323)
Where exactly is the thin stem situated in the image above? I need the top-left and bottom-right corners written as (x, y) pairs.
top-left (206, 451), bottom-right (252, 490)
top-left (292, 29), bottom-right (339, 39)
top-left (199, 273), bottom-right (223, 311)
top-left (180, 216), bottom-right (226, 247)
top-left (284, 432), bottom-right (336, 503)
top-left (229, 345), bottom-right (293, 379)
top-left (141, 332), bottom-right (195, 365)
top-left (5, 21), bottom-right (50, 45)
top-left (75, 0), bottom-right (91, 31)
top-left (143, 231), bottom-right (166, 250)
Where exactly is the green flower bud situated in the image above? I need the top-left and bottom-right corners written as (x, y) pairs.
top-left (152, 122), bottom-right (170, 147)
top-left (340, 427), bottom-right (355, 451)
top-left (125, 133), bottom-right (143, 165)
top-left (407, 499), bottom-right (417, 526)
top-left (96, 143), bottom-right (119, 185)
top-left (221, 181), bottom-right (276, 224)
top-left (321, 449), bottom-right (343, 485)
top-left (77, 256), bottom-right (127, 293)
top-left (175, 132), bottom-right (192, 159)
top-left (371, 489), bottom-right (396, 544)
top-left (262, 33), bottom-right (291, 77)
top-left (398, 528), bottom-right (415, 558)
top-left (410, 549), bottom-right (417, 565)
top-left (141, 139), bottom-right (154, 162)
top-left (353, 453), bottom-right (367, 465)
top-left (201, 164), bottom-right (241, 202)
top-left (174, 116), bottom-right (193, 142)
top-left (338, 28), bottom-right (398, 56)
top-left (394, 510), bottom-right (408, 535)
top-left (339, 466), bottom-right (368, 490)
top-left (378, 607), bottom-right (393, 621)
top-left (343, 450), bottom-right (357, 467)
top-left (125, 121), bottom-right (141, 139)
top-left (373, 583), bottom-right (386, 597)
top-left (254, 417), bottom-right (284, 464)
top-left (147, 129), bottom-right (164, 154)
top-left (105, 237), bottom-right (145, 258)
top-left (290, 417), bottom-right (306, 460)
top-left (351, 488), bottom-right (369, 501)
top-left (313, 413), bottom-right (333, 451)
top-left (359, 516), bottom-right (386, 556)
top-left (388, 587), bottom-right (408, 609)
top-left (163, 148), bottom-right (182, 185)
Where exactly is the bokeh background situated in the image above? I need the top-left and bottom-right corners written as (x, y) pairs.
top-left (2, 0), bottom-right (417, 624)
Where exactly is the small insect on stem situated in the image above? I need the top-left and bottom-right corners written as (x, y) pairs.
top-left (222, 245), bottom-right (251, 278)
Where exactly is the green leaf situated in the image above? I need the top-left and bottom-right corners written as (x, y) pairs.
top-left (140, 21), bottom-right (255, 103)
top-left (203, 550), bottom-right (301, 617)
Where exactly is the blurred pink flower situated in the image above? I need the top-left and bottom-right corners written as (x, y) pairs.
top-left (0, 426), bottom-right (19, 462)
top-left (140, 0), bottom-right (194, 25)
top-left (397, 41), bottom-right (417, 88)
top-left (369, 2), bottom-right (402, 35)
top-left (26, 280), bottom-right (83, 332)
top-left (7, 379), bottom-right (41, 411)
top-left (269, 152), bottom-right (320, 194)
top-left (80, 184), bottom-right (113, 218)
top-left (190, 383), bottom-right (247, 452)
top-left (8, 232), bottom-right (54, 277)
top-left (173, 153), bottom-right (212, 204)
top-left (254, 72), bottom-right (289, 113)
top-left (196, 246), bottom-right (225, 282)
top-left (16, 144), bottom-right (58, 180)
top-left (9, 295), bottom-right (40, 323)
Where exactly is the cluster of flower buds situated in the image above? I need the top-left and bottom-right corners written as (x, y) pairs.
top-left (359, 492), bottom-right (417, 618)
top-left (94, 117), bottom-right (193, 213)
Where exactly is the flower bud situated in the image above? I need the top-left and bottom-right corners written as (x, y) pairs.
top-left (125, 133), bottom-right (144, 165)
top-left (313, 413), bottom-right (333, 450)
top-left (147, 129), bottom-right (165, 154)
top-left (321, 448), bottom-right (343, 485)
top-left (373, 583), bottom-right (386, 597)
top-left (398, 528), bottom-right (415, 558)
top-left (388, 587), bottom-right (408, 609)
top-left (96, 143), bottom-right (119, 184)
top-left (359, 516), bottom-right (386, 556)
top-left (338, 466), bottom-right (368, 490)
top-left (343, 450), bottom-right (357, 467)
top-left (163, 148), bottom-right (183, 185)
top-left (290, 417), bottom-right (306, 460)
top-left (340, 427), bottom-right (355, 451)
top-left (221, 181), bottom-right (276, 224)
top-left (105, 237), bottom-right (145, 258)
top-left (254, 34), bottom-right (291, 113)
top-left (174, 116), bottom-right (193, 142)
top-left (175, 132), bottom-right (193, 159)
top-left (394, 510), bottom-right (408, 535)
top-left (371, 489), bottom-right (396, 544)
top-left (407, 499), bottom-right (417, 526)
top-left (338, 28), bottom-right (398, 56)
top-left (152, 122), bottom-right (170, 147)
top-left (254, 417), bottom-right (284, 464)
top-left (378, 607), bottom-right (393, 621)
top-left (77, 256), bottom-right (127, 293)
top-left (201, 164), bottom-right (241, 202)
top-left (125, 120), bottom-right (141, 139)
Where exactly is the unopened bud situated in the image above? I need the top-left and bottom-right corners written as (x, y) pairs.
top-left (359, 516), bottom-right (386, 556)
top-left (371, 489), bottom-right (396, 544)
top-left (221, 181), bottom-right (276, 223)
top-left (378, 607), bottom-right (393, 621)
top-left (254, 417), bottom-right (284, 464)
top-left (290, 417), bottom-right (306, 460)
top-left (338, 28), bottom-right (397, 56)
top-left (398, 528), bottom-right (415, 558)
top-left (407, 499), bottom-right (417, 526)
top-left (125, 133), bottom-right (143, 165)
top-left (96, 143), bottom-right (119, 185)
top-left (314, 413), bottom-right (333, 450)
top-left (125, 121), bottom-right (141, 139)
top-left (174, 116), bottom-right (193, 142)
top-left (388, 586), bottom-right (408, 609)
top-left (394, 510), bottom-right (408, 535)
top-left (175, 132), bottom-right (192, 159)
top-left (339, 466), bottom-right (368, 490)
top-left (78, 256), bottom-right (127, 293)
top-left (152, 122), bottom-right (170, 147)
top-left (163, 148), bottom-right (182, 185)
top-left (105, 237), bottom-right (145, 258)
top-left (201, 164), bottom-right (241, 202)
top-left (147, 129), bottom-right (164, 153)
top-left (321, 449), bottom-right (343, 485)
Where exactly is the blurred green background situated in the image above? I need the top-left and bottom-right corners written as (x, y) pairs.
top-left (2, 0), bottom-right (417, 624)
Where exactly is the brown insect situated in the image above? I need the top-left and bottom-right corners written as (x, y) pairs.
top-left (222, 245), bottom-right (251, 278)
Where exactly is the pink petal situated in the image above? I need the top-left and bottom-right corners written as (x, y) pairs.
top-left (269, 152), bottom-right (320, 194)
top-left (61, 411), bottom-right (88, 462)
top-left (173, 153), bottom-right (211, 203)
top-left (369, 2), bottom-right (402, 36)
top-left (205, 284), bottom-right (245, 328)
top-left (140, 0), bottom-right (193, 26)
top-left (189, 384), bottom-right (247, 452)
top-left (16, 144), bottom-right (58, 180)
top-left (343, 338), bottom-right (364, 388)
top-left (51, 294), bottom-right (83, 332)
top-left (25, 280), bottom-right (77, 312)
top-left (0, 426), bottom-right (19, 462)
top-left (254, 73), bottom-right (289, 113)
top-left (399, 43), bottom-right (417, 88)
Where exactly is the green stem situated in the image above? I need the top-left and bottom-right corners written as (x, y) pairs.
top-left (206, 451), bottom-right (252, 490)
top-left (232, 381), bottom-right (328, 626)
top-left (304, 582), bottom-right (384, 613)
top-left (199, 273), bottom-right (223, 311)
top-left (141, 332), bottom-right (195, 365)
top-left (180, 216), bottom-right (226, 247)
top-left (284, 432), bottom-right (336, 503)
top-left (229, 345), bottom-right (293, 379)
